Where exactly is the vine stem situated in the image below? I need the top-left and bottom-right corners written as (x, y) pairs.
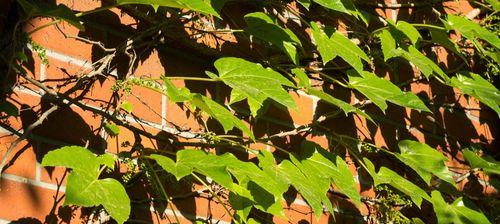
top-left (142, 157), bottom-right (181, 224)
top-left (191, 173), bottom-right (240, 224)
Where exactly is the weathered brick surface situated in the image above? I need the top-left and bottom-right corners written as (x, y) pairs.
top-left (1, 0), bottom-right (498, 223)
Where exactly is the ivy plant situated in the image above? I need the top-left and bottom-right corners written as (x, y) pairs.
top-left (3, 0), bottom-right (500, 223)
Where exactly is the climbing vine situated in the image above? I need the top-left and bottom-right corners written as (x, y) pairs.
top-left (1, 0), bottom-right (499, 223)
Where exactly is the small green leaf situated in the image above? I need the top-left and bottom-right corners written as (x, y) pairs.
top-left (378, 29), bottom-right (397, 61)
top-left (291, 68), bottom-right (311, 88)
top-left (150, 154), bottom-right (192, 180)
top-left (162, 77), bottom-right (192, 102)
top-left (191, 95), bottom-right (254, 139)
top-left (394, 21), bottom-right (422, 44)
top-left (17, 0), bottom-right (84, 30)
top-left (450, 72), bottom-right (500, 117)
top-left (120, 101), bottom-right (133, 113)
top-left (310, 22), bottom-right (337, 64)
top-left (445, 15), bottom-right (500, 49)
top-left (431, 191), bottom-right (491, 224)
top-left (463, 150), bottom-right (500, 175)
top-left (296, 0), bottom-right (311, 9)
top-left (244, 12), bottom-right (302, 64)
top-left (399, 46), bottom-right (448, 81)
top-left (429, 29), bottom-right (467, 62)
top-left (214, 57), bottom-right (297, 115)
top-left (396, 140), bottom-right (455, 187)
top-left (348, 71), bottom-right (430, 112)
top-left (378, 167), bottom-right (431, 207)
top-left (104, 122), bottom-right (120, 136)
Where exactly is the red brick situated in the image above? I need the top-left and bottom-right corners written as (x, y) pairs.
top-left (0, 136), bottom-right (36, 179)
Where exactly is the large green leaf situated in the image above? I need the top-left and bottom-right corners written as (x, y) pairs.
top-left (363, 159), bottom-right (430, 207)
top-left (347, 70), bottom-right (430, 112)
top-left (296, 141), bottom-right (361, 206)
top-left (277, 160), bottom-right (333, 218)
top-left (396, 140), bottom-right (455, 186)
top-left (445, 15), bottom-right (500, 49)
top-left (116, 0), bottom-right (222, 18)
top-left (450, 72), bottom-right (500, 117)
top-left (41, 146), bottom-right (130, 224)
top-left (310, 22), bottom-right (369, 72)
top-left (463, 149), bottom-right (500, 175)
top-left (152, 150), bottom-right (287, 217)
top-left (162, 77), bottom-right (255, 138)
top-left (17, 0), bottom-right (83, 30)
top-left (214, 57), bottom-right (297, 116)
top-left (244, 12), bottom-right (302, 64)
top-left (431, 191), bottom-right (491, 224)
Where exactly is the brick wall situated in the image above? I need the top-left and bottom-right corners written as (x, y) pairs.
top-left (0, 0), bottom-right (498, 223)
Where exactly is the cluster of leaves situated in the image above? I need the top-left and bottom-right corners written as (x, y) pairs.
top-left (5, 0), bottom-right (500, 223)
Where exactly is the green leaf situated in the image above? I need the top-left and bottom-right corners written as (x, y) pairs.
top-left (396, 140), bottom-right (455, 186)
top-left (191, 95), bottom-right (254, 139)
top-left (310, 23), bottom-right (369, 72)
top-left (445, 15), bottom-right (500, 49)
top-left (297, 141), bottom-right (361, 206)
top-left (395, 21), bottom-right (421, 44)
top-left (387, 92), bottom-right (431, 113)
top-left (312, 0), bottom-right (349, 14)
top-left (399, 46), bottom-right (448, 81)
top-left (306, 88), bottom-right (374, 122)
top-left (296, 0), bottom-right (311, 9)
top-left (431, 191), bottom-right (491, 224)
top-left (378, 167), bottom-right (431, 207)
top-left (291, 68), bottom-right (311, 88)
top-left (116, 0), bottom-right (222, 18)
top-left (347, 70), bottom-right (430, 112)
top-left (214, 57), bottom-right (297, 115)
top-left (278, 160), bottom-right (333, 218)
top-left (429, 29), bottom-right (467, 62)
top-left (0, 101), bottom-right (18, 117)
top-left (162, 77), bottom-right (192, 103)
top-left (155, 150), bottom-right (287, 217)
top-left (362, 158), bottom-right (430, 207)
top-left (484, 0), bottom-right (500, 11)
top-left (150, 154), bottom-right (191, 180)
top-left (450, 72), bottom-right (500, 117)
top-left (17, 0), bottom-right (84, 30)
top-left (260, 150), bottom-right (323, 217)
top-left (41, 146), bottom-right (129, 224)
top-left (120, 101), bottom-right (133, 113)
top-left (310, 22), bottom-right (337, 64)
top-left (378, 29), bottom-right (398, 61)
top-left (463, 150), bottom-right (500, 175)
top-left (244, 12), bottom-right (302, 64)
top-left (104, 122), bottom-right (120, 136)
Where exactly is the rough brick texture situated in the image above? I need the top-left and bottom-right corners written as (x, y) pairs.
top-left (0, 0), bottom-right (498, 224)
